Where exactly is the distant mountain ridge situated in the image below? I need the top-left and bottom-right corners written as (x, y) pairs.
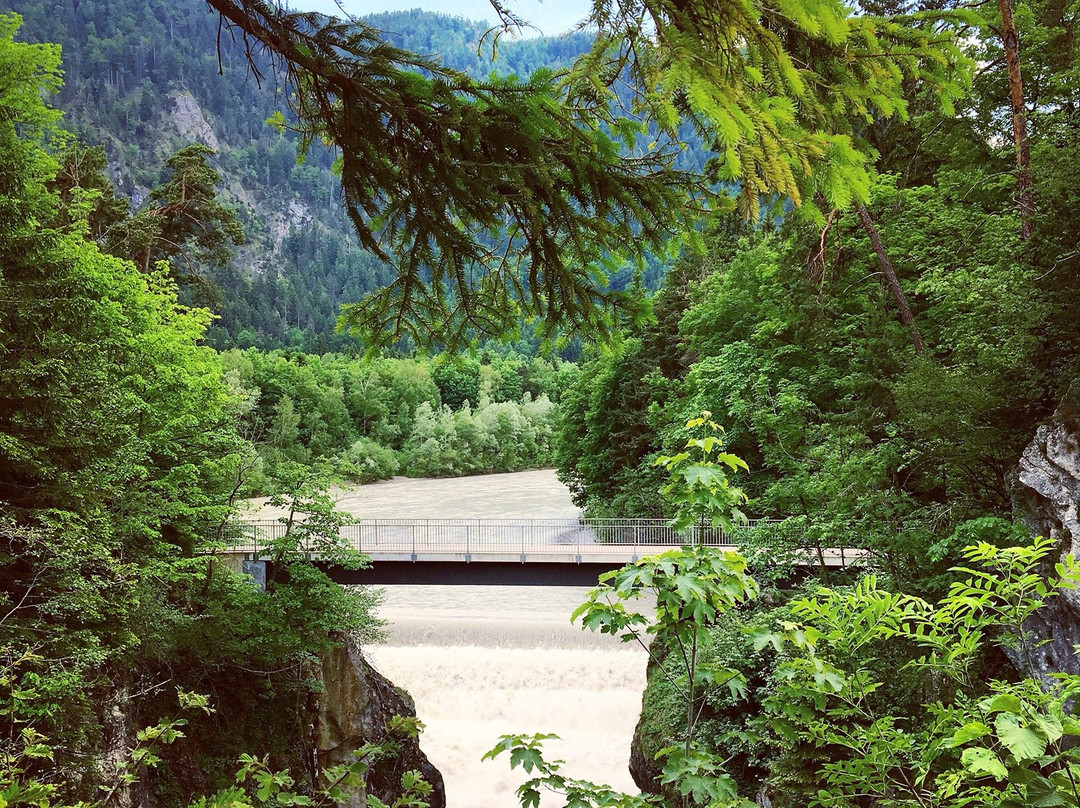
top-left (6, 0), bottom-right (704, 351)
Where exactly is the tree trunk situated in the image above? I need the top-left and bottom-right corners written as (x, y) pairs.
top-left (855, 204), bottom-right (926, 355)
top-left (999, 0), bottom-right (1035, 240)
top-left (815, 544), bottom-right (831, 587)
top-left (99, 676), bottom-right (137, 808)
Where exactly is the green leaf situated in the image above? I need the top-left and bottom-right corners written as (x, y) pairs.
top-left (961, 746), bottom-right (1008, 779)
top-left (1025, 774), bottom-right (1066, 807)
top-left (994, 713), bottom-right (1047, 761)
top-left (951, 721), bottom-right (992, 747)
top-left (750, 628), bottom-right (783, 653)
top-left (1032, 713), bottom-right (1064, 744)
top-left (509, 748), bottom-right (546, 773)
top-left (981, 693), bottom-right (1024, 714)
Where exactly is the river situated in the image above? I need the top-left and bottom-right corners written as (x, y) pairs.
top-left (250, 469), bottom-right (582, 521)
top-left (262, 471), bottom-right (653, 805)
top-left (364, 584), bottom-right (649, 808)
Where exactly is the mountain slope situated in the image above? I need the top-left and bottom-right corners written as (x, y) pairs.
top-left (7, 0), bottom-right (703, 350)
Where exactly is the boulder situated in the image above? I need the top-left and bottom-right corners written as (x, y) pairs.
top-left (628, 714), bottom-right (663, 795)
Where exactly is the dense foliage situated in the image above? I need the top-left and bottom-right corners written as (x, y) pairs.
top-left (540, 0), bottom-right (1080, 803)
top-left (0, 16), bottom-right (388, 804)
top-left (5, 0), bottom-right (1080, 804)
top-left (222, 349), bottom-right (576, 485)
top-left (555, 0), bottom-right (1080, 594)
top-left (493, 422), bottom-right (1080, 808)
top-left (495, 536), bottom-right (1080, 808)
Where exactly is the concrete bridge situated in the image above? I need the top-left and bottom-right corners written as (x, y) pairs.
top-left (216, 518), bottom-right (861, 586)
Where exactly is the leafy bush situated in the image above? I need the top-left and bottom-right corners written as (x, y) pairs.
top-left (492, 537), bottom-right (1080, 808)
top-left (339, 437), bottom-right (399, 484)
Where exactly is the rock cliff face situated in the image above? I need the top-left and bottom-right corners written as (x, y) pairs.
top-left (628, 715), bottom-right (662, 796)
top-left (99, 633), bottom-right (444, 808)
top-left (1011, 405), bottom-right (1080, 679)
top-left (317, 632), bottom-right (446, 808)
top-left (628, 649), bottom-right (669, 800)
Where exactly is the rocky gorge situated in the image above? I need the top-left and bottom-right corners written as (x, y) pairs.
top-left (94, 630), bottom-right (444, 808)
top-left (317, 632), bottom-right (445, 808)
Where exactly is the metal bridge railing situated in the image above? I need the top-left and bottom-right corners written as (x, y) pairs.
top-left (211, 517), bottom-right (780, 560)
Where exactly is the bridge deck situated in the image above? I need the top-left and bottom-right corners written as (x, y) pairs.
top-left (213, 518), bottom-right (862, 569)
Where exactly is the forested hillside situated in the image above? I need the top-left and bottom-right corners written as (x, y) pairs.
top-left (7, 0), bottom-right (690, 351)
top-left (8, 0), bottom-right (1080, 805)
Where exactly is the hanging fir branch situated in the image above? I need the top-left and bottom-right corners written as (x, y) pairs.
top-left (204, 0), bottom-right (705, 349)
top-left (202, 0), bottom-right (971, 347)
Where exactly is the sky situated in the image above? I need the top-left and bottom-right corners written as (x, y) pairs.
top-left (297, 0), bottom-right (592, 37)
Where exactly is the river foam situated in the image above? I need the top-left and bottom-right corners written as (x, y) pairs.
top-left (363, 585), bottom-right (649, 808)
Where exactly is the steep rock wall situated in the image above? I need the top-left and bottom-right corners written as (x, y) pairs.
top-left (628, 713), bottom-right (663, 796)
top-left (317, 632), bottom-right (446, 808)
top-left (98, 632), bottom-right (444, 808)
top-left (1011, 406), bottom-right (1080, 679)
top-left (628, 645), bottom-right (672, 801)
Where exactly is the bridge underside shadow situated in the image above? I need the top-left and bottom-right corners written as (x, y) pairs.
top-left (319, 560), bottom-right (627, 587)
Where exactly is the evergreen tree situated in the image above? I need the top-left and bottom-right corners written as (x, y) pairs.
top-left (201, 0), bottom-right (970, 347)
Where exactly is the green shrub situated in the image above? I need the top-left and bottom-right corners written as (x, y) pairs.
top-left (339, 436), bottom-right (399, 483)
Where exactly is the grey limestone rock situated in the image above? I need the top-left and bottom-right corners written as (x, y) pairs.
top-left (1011, 409), bottom-right (1080, 679)
top-left (316, 632), bottom-right (446, 808)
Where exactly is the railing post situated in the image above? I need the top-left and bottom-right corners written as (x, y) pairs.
top-left (411, 523), bottom-right (417, 563)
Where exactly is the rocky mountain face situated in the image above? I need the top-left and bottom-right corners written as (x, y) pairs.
top-left (6, 0), bottom-right (613, 352)
top-left (10, 0), bottom-right (705, 352)
top-left (1011, 396), bottom-right (1080, 679)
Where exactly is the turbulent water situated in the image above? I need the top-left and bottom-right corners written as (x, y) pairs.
top-left (253, 469), bottom-right (581, 521)
top-left (364, 585), bottom-right (650, 808)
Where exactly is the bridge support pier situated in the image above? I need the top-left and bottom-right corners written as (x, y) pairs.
top-left (242, 559), bottom-right (266, 592)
